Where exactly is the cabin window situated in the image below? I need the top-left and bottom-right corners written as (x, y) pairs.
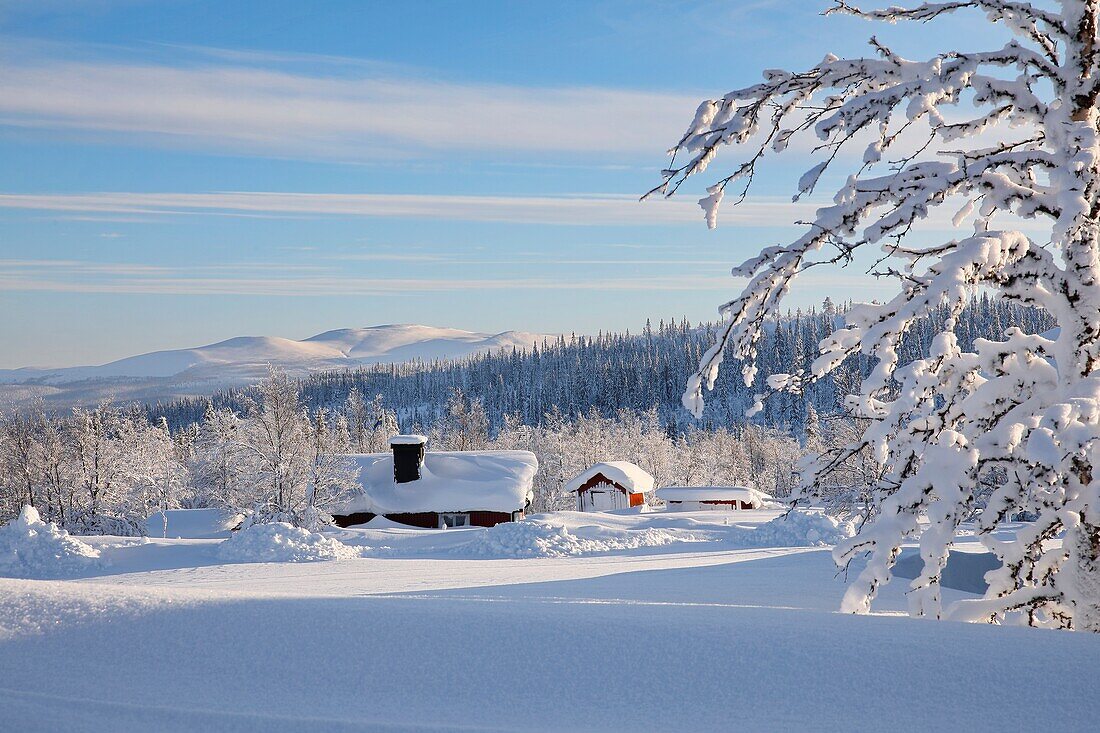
top-left (440, 513), bottom-right (469, 528)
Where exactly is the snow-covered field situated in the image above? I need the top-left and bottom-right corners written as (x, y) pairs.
top-left (1, 509), bottom-right (1097, 732)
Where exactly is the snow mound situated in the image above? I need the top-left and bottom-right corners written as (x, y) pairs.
top-left (458, 520), bottom-right (698, 558)
top-left (216, 522), bottom-right (362, 563)
top-left (737, 510), bottom-right (854, 548)
top-left (0, 506), bottom-right (101, 579)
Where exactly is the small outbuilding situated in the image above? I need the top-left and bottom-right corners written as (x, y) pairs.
top-left (655, 486), bottom-right (767, 511)
top-left (564, 461), bottom-right (654, 511)
top-left (331, 435), bottom-right (537, 529)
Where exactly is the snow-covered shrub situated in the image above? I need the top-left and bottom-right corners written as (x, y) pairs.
top-left (459, 519), bottom-right (696, 558)
top-left (737, 511), bottom-right (854, 549)
top-left (216, 522), bottom-right (361, 563)
top-left (0, 506), bottom-right (101, 579)
top-left (68, 510), bottom-right (144, 538)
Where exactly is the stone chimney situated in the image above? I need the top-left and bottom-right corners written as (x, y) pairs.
top-left (389, 435), bottom-right (427, 484)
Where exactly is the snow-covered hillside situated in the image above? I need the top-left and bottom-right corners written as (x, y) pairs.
top-left (0, 324), bottom-right (549, 408)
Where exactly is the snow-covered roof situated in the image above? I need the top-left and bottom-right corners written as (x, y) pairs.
top-left (564, 462), bottom-right (655, 495)
top-left (389, 434), bottom-right (427, 446)
top-left (655, 486), bottom-right (768, 504)
top-left (335, 450), bottom-right (537, 515)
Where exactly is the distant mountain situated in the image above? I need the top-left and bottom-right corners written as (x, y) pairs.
top-left (0, 325), bottom-right (551, 408)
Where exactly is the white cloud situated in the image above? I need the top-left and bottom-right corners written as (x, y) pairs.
top-left (0, 53), bottom-right (701, 160)
top-left (0, 259), bottom-right (730, 296)
top-left (0, 255), bottom-right (904, 298)
top-left (0, 190), bottom-right (818, 227)
top-left (0, 271), bottom-right (894, 297)
top-left (0, 188), bottom-right (1052, 234)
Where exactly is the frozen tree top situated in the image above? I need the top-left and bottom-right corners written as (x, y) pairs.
top-left (336, 451), bottom-right (537, 514)
top-left (656, 486), bottom-right (768, 504)
top-left (564, 462), bottom-right (656, 495)
top-left (388, 434), bottom-right (428, 446)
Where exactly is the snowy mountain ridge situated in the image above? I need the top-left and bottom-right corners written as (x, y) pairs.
top-left (0, 324), bottom-right (551, 407)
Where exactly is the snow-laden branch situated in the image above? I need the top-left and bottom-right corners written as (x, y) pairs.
top-left (652, 0), bottom-right (1100, 629)
top-left (829, 1), bottom-right (1068, 60)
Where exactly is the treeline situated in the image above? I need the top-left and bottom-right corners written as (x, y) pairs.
top-left (0, 295), bottom-right (1053, 532)
top-left (0, 371), bottom-right (362, 533)
top-left (149, 295), bottom-right (1054, 438)
top-left (0, 371), bottom-right (804, 531)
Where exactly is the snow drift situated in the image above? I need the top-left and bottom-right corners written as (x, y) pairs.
top-left (216, 523), bottom-right (362, 563)
top-left (455, 510), bottom-right (853, 559)
top-left (0, 506), bottom-right (101, 579)
top-left (734, 510), bottom-right (855, 548)
top-left (457, 519), bottom-right (706, 558)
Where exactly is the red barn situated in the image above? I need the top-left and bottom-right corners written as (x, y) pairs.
top-left (565, 462), bottom-right (655, 512)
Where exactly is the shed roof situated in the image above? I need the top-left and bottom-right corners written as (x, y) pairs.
top-left (335, 450), bottom-right (537, 515)
top-left (564, 461), bottom-right (655, 495)
top-left (655, 486), bottom-right (768, 504)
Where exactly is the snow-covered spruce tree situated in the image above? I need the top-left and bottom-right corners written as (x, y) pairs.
top-left (651, 2), bottom-right (1100, 629)
top-left (433, 389), bottom-right (491, 452)
top-left (342, 387), bottom-right (371, 453)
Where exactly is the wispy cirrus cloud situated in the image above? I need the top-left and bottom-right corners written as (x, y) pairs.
top-left (0, 188), bottom-right (1053, 232)
top-left (0, 256), bottom-right (735, 296)
top-left (0, 190), bottom-right (817, 227)
top-left (0, 258), bottom-right (331, 276)
top-left (0, 256), bottom-right (901, 298)
top-left (0, 45), bottom-right (701, 161)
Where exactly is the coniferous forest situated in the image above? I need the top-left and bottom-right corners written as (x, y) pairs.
top-left (150, 296), bottom-right (1053, 440)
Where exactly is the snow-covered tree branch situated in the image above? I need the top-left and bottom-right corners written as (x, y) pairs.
top-left (653, 0), bottom-right (1100, 629)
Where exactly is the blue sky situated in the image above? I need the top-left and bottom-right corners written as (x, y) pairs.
top-left (0, 1), bottom-right (991, 367)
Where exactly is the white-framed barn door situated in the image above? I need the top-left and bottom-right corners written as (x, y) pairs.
top-left (587, 483), bottom-right (626, 511)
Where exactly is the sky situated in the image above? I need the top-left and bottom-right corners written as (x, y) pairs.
top-left (0, 0), bottom-right (994, 368)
